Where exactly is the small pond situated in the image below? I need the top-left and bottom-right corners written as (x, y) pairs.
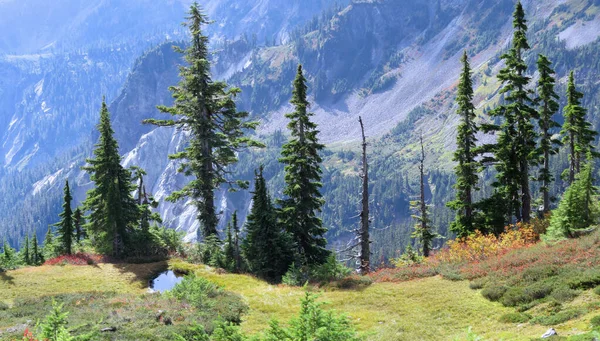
top-left (149, 270), bottom-right (184, 293)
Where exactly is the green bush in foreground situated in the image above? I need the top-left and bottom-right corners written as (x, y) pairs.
top-left (499, 312), bottom-right (531, 323)
top-left (175, 292), bottom-right (361, 341)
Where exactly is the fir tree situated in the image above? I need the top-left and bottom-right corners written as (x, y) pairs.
top-left (21, 235), bottom-right (30, 265)
top-left (39, 300), bottom-right (73, 341)
top-left (2, 240), bottom-right (15, 265)
top-left (279, 65), bottom-right (329, 267)
top-left (561, 71), bottom-right (598, 184)
top-left (54, 180), bottom-right (74, 255)
top-left (243, 166), bottom-right (293, 283)
top-left (482, 1), bottom-right (536, 223)
top-left (43, 227), bottom-right (57, 260)
top-left (448, 51), bottom-right (479, 237)
top-left (83, 99), bottom-right (140, 258)
top-left (144, 3), bottom-right (261, 240)
top-left (32, 233), bottom-right (42, 265)
top-left (548, 155), bottom-right (598, 238)
top-left (535, 55), bottom-right (560, 213)
top-left (223, 212), bottom-right (237, 272)
top-left (73, 208), bottom-right (85, 243)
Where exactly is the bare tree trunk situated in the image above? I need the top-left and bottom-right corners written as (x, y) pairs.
top-left (358, 117), bottom-right (370, 274)
top-left (419, 135), bottom-right (429, 257)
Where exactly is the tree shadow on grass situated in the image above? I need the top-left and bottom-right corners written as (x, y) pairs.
top-left (111, 260), bottom-right (169, 289)
top-left (0, 271), bottom-right (15, 285)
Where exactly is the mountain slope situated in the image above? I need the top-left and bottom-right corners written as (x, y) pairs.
top-left (2, 0), bottom-right (600, 260)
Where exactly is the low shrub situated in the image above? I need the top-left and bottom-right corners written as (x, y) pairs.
top-left (550, 287), bottom-right (580, 303)
top-left (531, 308), bottom-right (585, 326)
top-left (165, 274), bottom-right (220, 310)
top-left (501, 288), bottom-right (530, 307)
top-left (591, 315), bottom-right (600, 327)
top-left (310, 255), bottom-right (352, 283)
top-left (0, 301), bottom-right (9, 311)
top-left (282, 263), bottom-right (307, 286)
top-left (469, 278), bottom-right (487, 290)
top-left (211, 292), bottom-right (249, 324)
top-left (331, 275), bottom-right (373, 290)
top-left (481, 285), bottom-right (507, 302)
top-left (594, 286), bottom-right (600, 296)
top-left (499, 312), bottom-right (531, 323)
top-left (44, 253), bottom-right (105, 266)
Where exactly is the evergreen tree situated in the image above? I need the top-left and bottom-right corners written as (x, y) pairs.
top-left (535, 55), bottom-right (561, 213)
top-left (243, 166), bottom-right (293, 282)
top-left (73, 208), bottom-right (85, 243)
top-left (144, 3), bottom-right (261, 240)
top-left (43, 227), bottom-right (57, 260)
top-left (482, 1), bottom-right (536, 223)
top-left (548, 156), bottom-right (598, 239)
top-left (32, 233), bottom-right (42, 265)
top-left (83, 99), bottom-right (140, 258)
top-left (448, 51), bottom-right (479, 237)
top-left (2, 240), bottom-right (15, 266)
top-left (561, 71), bottom-right (598, 184)
top-left (54, 180), bottom-right (74, 255)
top-left (223, 212), bottom-right (237, 272)
top-left (21, 235), bottom-right (31, 265)
top-left (39, 301), bottom-right (73, 341)
top-left (279, 65), bottom-right (329, 267)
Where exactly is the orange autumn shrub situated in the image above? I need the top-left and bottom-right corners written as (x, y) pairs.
top-left (431, 224), bottom-right (538, 265)
top-left (371, 223), bottom-right (540, 283)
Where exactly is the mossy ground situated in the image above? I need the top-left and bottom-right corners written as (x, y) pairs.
top-left (1, 259), bottom-right (599, 340)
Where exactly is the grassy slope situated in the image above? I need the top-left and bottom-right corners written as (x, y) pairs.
top-left (1, 259), bottom-right (596, 340)
top-left (0, 262), bottom-right (165, 305)
top-left (168, 260), bottom-right (551, 340)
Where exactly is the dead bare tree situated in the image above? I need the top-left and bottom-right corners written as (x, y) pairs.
top-left (411, 134), bottom-right (438, 257)
top-left (358, 116), bottom-right (370, 273)
top-left (339, 117), bottom-right (372, 273)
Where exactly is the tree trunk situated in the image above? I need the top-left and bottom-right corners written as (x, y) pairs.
top-left (358, 117), bottom-right (370, 274)
top-left (200, 107), bottom-right (217, 239)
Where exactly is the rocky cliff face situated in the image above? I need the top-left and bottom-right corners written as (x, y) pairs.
top-left (0, 0), bottom-right (344, 244)
top-left (2, 0), bottom-right (600, 253)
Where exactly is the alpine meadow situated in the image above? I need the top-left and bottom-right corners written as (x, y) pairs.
top-left (3, 0), bottom-right (600, 340)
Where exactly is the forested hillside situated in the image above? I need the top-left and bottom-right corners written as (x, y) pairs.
top-left (2, 0), bottom-right (600, 263)
top-left (3, 1), bottom-right (600, 340)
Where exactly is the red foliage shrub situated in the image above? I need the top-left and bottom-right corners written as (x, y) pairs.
top-left (371, 225), bottom-right (540, 283)
top-left (44, 253), bottom-right (107, 266)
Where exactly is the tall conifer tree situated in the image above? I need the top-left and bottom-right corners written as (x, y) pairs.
top-left (73, 208), bottom-right (85, 243)
top-left (83, 99), bottom-right (140, 258)
top-left (448, 51), bottom-right (479, 237)
top-left (21, 235), bottom-right (30, 265)
top-left (145, 3), bottom-right (261, 240)
top-left (243, 166), bottom-right (292, 282)
top-left (561, 71), bottom-right (598, 184)
top-left (535, 55), bottom-right (560, 213)
top-left (32, 233), bottom-right (41, 265)
top-left (482, 1), bottom-right (536, 223)
top-left (279, 65), bottom-right (329, 266)
top-left (54, 180), bottom-right (74, 255)
top-left (548, 156), bottom-right (598, 238)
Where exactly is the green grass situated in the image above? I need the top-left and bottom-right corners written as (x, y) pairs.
top-left (2, 259), bottom-right (600, 340)
top-left (169, 260), bottom-right (550, 340)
